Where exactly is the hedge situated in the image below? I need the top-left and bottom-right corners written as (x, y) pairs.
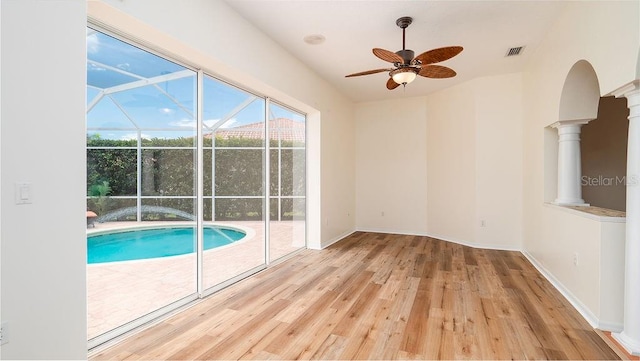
top-left (87, 136), bottom-right (305, 221)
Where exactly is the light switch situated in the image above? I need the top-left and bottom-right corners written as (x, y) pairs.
top-left (15, 183), bottom-right (33, 205)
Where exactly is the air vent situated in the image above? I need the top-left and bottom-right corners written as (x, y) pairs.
top-left (505, 46), bottom-right (525, 57)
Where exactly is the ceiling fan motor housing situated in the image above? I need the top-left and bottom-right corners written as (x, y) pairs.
top-left (396, 49), bottom-right (415, 65)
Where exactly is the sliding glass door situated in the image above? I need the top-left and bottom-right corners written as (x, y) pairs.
top-left (86, 26), bottom-right (306, 347)
top-left (201, 76), bottom-right (266, 290)
top-left (86, 28), bottom-right (198, 343)
top-left (268, 103), bottom-right (306, 262)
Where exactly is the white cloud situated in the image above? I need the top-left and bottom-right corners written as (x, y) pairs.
top-left (169, 118), bottom-right (196, 128)
top-left (87, 63), bottom-right (106, 72)
top-left (218, 118), bottom-right (237, 129)
top-left (87, 34), bottom-right (100, 54)
top-left (203, 119), bottom-right (219, 128)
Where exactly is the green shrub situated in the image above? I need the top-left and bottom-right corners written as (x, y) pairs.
top-left (87, 135), bottom-right (304, 220)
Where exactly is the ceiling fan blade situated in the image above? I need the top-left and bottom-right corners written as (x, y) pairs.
top-left (373, 48), bottom-right (404, 64)
top-left (418, 65), bottom-right (457, 78)
top-left (345, 68), bottom-right (392, 77)
top-left (386, 77), bottom-right (400, 90)
top-left (414, 46), bottom-right (463, 65)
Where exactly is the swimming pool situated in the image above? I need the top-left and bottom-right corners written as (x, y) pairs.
top-left (87, 226), bottom-right (246, 264)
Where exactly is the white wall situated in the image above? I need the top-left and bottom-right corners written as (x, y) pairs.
top-left (1, 1), bottom-right (88, 359)
top-left (474, 74), bottom-right (523, 250)
top-left (522, 0), bottom-right (638, 330)
top-left (524, 205), bottom-right (626, 330)
top-left (88, 0), bottom-right (356, 248)
top-left (355, 97), bottom-right (428, 235)
top-left (426, 81), bottom-right (477, 244)
top-left (354, 73), bottom-right (523, 250)
top-left (426, 74), bottom-right (524, 249)
top-left (600, 221), bottom-right (626, 330)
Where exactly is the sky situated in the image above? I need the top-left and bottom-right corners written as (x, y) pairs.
top-left (86, 28), bottom-right (304, 141)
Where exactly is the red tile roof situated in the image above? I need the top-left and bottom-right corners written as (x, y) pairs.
top-left (208, 118), bottom-right (305, 143)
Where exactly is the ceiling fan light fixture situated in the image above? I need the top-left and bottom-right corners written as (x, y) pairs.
top-left (391, 68), bottom-right (417, 85)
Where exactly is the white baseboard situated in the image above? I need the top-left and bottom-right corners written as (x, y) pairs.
top-left (355, 227), bottom-right (430, 238)
top-left (356, 228), bottom-right (521, 252)
top-left (599, 321), bottom-right (623, 333)
top-left (521, 251), bottom-right (600, 329)
top-left (426, 232), bottom-right (522, 252)
top-left (315, 229), bottom-right (356, 250)
top-left (613, 332), bottom-right (640, 356)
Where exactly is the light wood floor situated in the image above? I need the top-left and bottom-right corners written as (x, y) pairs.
top-left (91, 232), bottom-right (619, 360)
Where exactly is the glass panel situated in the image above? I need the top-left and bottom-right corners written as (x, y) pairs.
top-left (270, 149), bottom-right (279, 196)
top-left (86, 197), bottom-right (137, 222)
top-left (202, 77), bottom-right (265, 148)
top-left (109, 79), bottom-right (196, 130)
top-left (202, 74), bottom-right (266, 290)
top-left (270, 104), bottom-right (306, 148)
top-left (87, 149), bottom-right (137, 197)
top-left (280, 149), bottom-right (306, 197)
top-left (203, 149), bottom-right (213, 197)
top-left (87, 96), bottom-right (137, 129)
top-left (141, 149), bottom-right (195, 196)
top-left (215, 149), bottom-right (264, 197)
top-left (86, 28), bottom-right (197, 342)
top-left (203, 197), bottom-right (213, 222)
top-left (203, 198), bottom-right (264, 288)
top-left (141, 198), bottom-right (196, 222)
top-left (281, 198), bottom-right (306, 221)
top-left (269, 103), bottom-right (306, 262)
top-left (203, 77), bottom-right (264, 132)
top-left (87, 30), bottom-right (185, 87)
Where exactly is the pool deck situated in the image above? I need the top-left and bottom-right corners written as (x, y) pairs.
top-left (87, 220), bottom-right (304, 340)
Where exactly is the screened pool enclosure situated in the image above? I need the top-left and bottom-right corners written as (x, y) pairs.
top-left (86, 27), bottom-right (306, 345)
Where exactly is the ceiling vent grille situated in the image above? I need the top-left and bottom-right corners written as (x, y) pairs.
top-left (506, 46), bottom-right (525, 57)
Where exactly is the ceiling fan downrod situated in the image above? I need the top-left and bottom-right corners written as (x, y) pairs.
top-left (396, 17), bottom-right (414, 65)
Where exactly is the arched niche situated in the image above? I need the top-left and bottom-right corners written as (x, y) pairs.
top-left (546, 60), bottom-right (602, 206)
top-left (559, 60), bottom-right (601, 121)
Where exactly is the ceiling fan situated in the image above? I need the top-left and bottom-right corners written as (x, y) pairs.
top-left (345, 16), bottom-right (463, 90)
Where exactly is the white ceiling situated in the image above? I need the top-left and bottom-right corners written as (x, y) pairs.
top-left (224, 0), bottom-right (568, 103)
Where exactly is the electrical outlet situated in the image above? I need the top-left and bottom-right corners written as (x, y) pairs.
top-left (480, 220), bottom-right (487, 227)
top-left (573, 253), bottom-right (579, 266)
top-left (381, 211), bottom-right (385, 217)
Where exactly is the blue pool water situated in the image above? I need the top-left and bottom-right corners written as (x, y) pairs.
top-left (87, 226), bottom-right (246, 264)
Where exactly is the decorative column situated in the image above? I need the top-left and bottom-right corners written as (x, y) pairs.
top-left (611, 79), bottom-right (640, 356)
top-left (551, 119), bottom-right (591, 206)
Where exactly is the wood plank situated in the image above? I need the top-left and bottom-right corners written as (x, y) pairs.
top-left (196, 299), bottom-right (291, 359)
top-left (262, 290), bottom-right (340, 358)
top-left (91, 232), bottom-right (620, 361)
top-left (340, 298), bottom-right (392, 359)
top-left (309, 333), bottom-right (347, 360)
